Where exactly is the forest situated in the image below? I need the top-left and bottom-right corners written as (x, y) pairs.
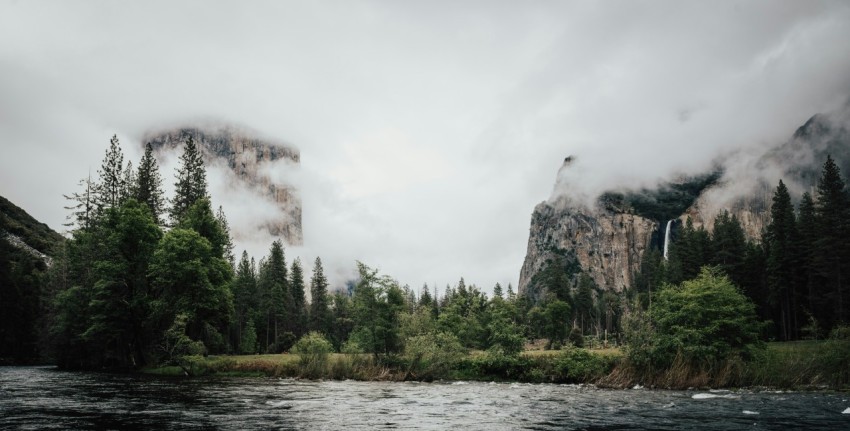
top-left (0, 134), bottom-right (848, 386)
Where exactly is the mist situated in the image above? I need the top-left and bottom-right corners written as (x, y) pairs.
top-left (2, 1), bottom-right (850, 294)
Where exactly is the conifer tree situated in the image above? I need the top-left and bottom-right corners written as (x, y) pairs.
top-left (216, 205), bottom-right (235, 267)
top-left (493, 282), bottom-right (504, 299)
top-left (765, 179), bottom-right (799, 340)
top-left (135, 142), bottom-right (167, 225)
top-left (64, 174), bottom-right (98, 231)
top-left (258, 240), bottom-right (289, 352)
top-left (170, 135), bottom-right (208, 225)
top-left (121, 161), bottom-right (136, 204)
top-left (96, 134), bottom-right (125, 211)
top-left (813, 155), bottom-right (849, 326)
top-left (289, 258), bottom-right (307, 337)
top-left (309, 257), bottom-right (331, 335)
top-left (797, 192), bottom-right (818, 317)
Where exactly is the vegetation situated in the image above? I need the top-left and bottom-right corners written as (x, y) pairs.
top-left (1, 133), bottom-right (848, 390)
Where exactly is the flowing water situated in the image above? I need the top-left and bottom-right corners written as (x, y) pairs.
top-left (1, 366), bottom-right (849, 430)
top-left (663, 219), bottom-right (673, 261)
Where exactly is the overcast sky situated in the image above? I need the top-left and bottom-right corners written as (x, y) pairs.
top-left (2, 1), bottom-right (850, 294)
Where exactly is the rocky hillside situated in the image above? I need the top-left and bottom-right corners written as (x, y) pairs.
top-left (519, 105), bottom-right (850, 300)
top-left (0, 195), bottom-right (64, 265)
top-left (144, 126), bottom-right (303, 245)
top-left (1, 195), bottom-right (63, 364)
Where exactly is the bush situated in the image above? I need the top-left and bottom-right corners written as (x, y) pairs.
top-left (403, 331), bottom-right (466, 380)
top-left (628, 267), bottom-right (764, 370)
top-left (292, 331), bottom-right (334, 378)
top-left (553, 346), bottom-right (613, 382)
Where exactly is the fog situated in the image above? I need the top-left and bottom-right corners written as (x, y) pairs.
top-left (2, 0), bottom-right (850, 293)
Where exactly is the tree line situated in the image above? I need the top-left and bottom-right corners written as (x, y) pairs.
top-left (633, 155), bottom-right (850, 341)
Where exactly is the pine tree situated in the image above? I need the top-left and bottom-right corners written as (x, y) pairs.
top-left (121, 161), bottom-right (136, 204)
top-left (231, 251), bottom-right (258, 353)
top-left (765, 180), bottom-right (799, 340)
top-left (797, 192), bottom-right (818, 319)
top-left (216, 206), bottom-right (235, 268)
top-left (64, 174), bottom-right (98, 231)
top-left (171, 135), bottom-right (208, 225)
top-left (135, 143), bottom-right (167, 225)
top-left (309, 257), bottom-right (331, 335)
top-left (289, 258), bottom-right (307, 337)
top-left (96, 135), bottom-right (125, 211)
top-left (813, 155), bottom-right (849, 327)
top-left (493, 282), bottom-right (504, 299)
top-left (711, 211), bottom-right (747, 286)
top-left (258, 240), bottom-right (288, 352)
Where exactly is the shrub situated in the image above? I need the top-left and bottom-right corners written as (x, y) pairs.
top-left (628, 267), bottom-right (764, 370)
top-left (292, 331), bottom-right (334, 378)
top-left (553, 346), bottom-right (613, 382)
top-left (403, 331), bottom-right (466, 380)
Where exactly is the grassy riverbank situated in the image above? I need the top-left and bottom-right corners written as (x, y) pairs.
top-left (140, 340), bottom-right (848, 390)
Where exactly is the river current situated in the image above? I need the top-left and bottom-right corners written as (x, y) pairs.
top-left (1, 366), bottom-right (848, 430)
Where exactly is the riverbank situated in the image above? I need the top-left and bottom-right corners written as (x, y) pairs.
top-left (141, 340), bottom-right (849, 390)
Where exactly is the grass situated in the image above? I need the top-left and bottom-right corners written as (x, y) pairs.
top-left (139, 341), bottom-right (847, 390)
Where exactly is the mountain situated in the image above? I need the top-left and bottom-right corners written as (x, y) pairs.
top-left (0, 195), bottom-right (63, 364)
top-left (144, 125), bottom-right (303, 245)
top-left (519, 105), bottom-right (850, 300)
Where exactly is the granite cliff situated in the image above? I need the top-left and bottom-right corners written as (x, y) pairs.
top-left (144, 126), bottom-right (303, 245)
top-left (519, 105), bottom-right (850, 300)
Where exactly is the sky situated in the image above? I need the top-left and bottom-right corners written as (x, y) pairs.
top-left (2, 1), bottom-right (850, 294)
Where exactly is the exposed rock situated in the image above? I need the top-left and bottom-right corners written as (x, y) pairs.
top-left (519, 197), bottom-right (656, 300)
top-left (519, 105), bottom-right (850, 299)
top-left (144, 126), bottom-right (303, 245)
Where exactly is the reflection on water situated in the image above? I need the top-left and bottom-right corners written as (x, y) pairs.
top-left (1, 367), bottom-right (848, 430)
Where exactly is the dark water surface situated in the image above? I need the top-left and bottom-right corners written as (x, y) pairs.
top-left (1, 366), bottom-right (849, 430)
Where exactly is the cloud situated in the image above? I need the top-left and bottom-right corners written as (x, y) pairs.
top-left (1, 0), bottom-right (850, 295)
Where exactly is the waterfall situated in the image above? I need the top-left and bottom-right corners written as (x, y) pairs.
top-left (663, 219), bottom-right (673, 261)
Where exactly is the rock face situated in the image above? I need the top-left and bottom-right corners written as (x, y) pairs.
top-left (519, 105), bottom-right (850, 299)
top-left (145, 126), bottom-right (303, 245)
top-left (519, 198), bottom-right (656, 301)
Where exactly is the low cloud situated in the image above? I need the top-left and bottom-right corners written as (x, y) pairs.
top-left (2, 1), bottom-right (850, 294)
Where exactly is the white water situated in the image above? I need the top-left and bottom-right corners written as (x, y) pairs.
top-left (663, 219), bottom-right (673, 261)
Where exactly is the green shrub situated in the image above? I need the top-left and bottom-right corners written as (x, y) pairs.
top-left (627, 267), bottom-right (764, 370)
top-left (403, 331), bottom-right (466, 380)
top-left (292, 331), bottom-right (334, 378)
top-left (553, 346), bottom-right (613, 382)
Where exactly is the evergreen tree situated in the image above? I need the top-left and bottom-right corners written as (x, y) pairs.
top-left (135, 142), bottom-right (167, 225)
top-left (813, 155), bottom-right (849, 326)
top-left (257, 240), bottom-right (289, 352)
top-left (63, 175), bottom-right (98, 231)
top-left (797, 192), bottom-right (818, 319)
top-left (96, 134), bottom-right (125, 211)
top-left (289, 258), bottom-right (307, 337)
top-left (170, 135), bottom-right (208, 225)
top-left (177, 199), bottom-right (229, 260)
top-left (493, 282), bottom-right (504, 299)
top-left (309, 257), bottom-right (332, 335)
top-left (710, 211), bottom-right (747, 286)
top-left (121, 161), bottom-right (136, 204)
top-left (231, 251), bottom-right (258, 353)
top-left (765, 180), bottom-right (800, 340)
top-left (216, 205), bottom-right (235, 268)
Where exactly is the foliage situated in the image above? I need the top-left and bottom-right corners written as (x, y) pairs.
top-left (629, 267), bottom-right (764, 370)
top-left (403, 331), bottom-right (466, 380)
top-left (292, 331), bottom-right (334, 377)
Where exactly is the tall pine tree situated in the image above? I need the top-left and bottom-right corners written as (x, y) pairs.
top-left (309, 257), bottom-right (331, 335)
top-left (813, 155), bottom-right (849, 327)
top-left (96, 135), bottom-right (125, 211)
top-left (171, 135), bottom-right (208, 225)
top-left (765, 180), bottom-right (799, 340)
top-left (135, 142), bottom-right (167, 225)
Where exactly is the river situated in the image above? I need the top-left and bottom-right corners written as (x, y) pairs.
top-left (1, 366), bottom-right (848, 430)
